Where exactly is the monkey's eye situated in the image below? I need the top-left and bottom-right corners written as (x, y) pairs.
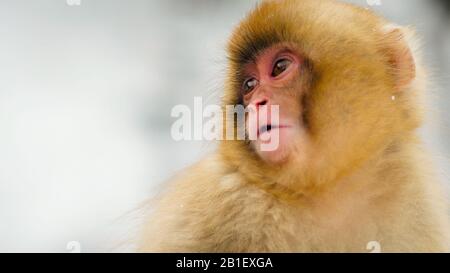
top-left (242, 78), bottom-right (258, 95)
top-left (271, 58), bottom-right (292, 77)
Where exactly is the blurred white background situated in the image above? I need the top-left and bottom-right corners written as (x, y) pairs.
top-left (0, 0), bottom-right (449, 252)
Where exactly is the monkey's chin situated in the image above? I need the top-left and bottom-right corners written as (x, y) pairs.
top-left (253, 127), bottom-right (298, 165)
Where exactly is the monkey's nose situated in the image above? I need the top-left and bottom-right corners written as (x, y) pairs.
top-left (255, 99), bottom-right (268, 109)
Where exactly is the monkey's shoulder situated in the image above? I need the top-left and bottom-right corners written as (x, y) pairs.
top-left (142, 157), bottom-right (291, 252)
top-left (169, 156), bottom-right (274, 210)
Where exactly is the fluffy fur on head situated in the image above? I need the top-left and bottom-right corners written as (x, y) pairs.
top-left (220, 0), bottom-right (423, 199)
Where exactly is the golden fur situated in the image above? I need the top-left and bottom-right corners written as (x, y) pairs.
top-left (138, 0), bottom-right (450, 252)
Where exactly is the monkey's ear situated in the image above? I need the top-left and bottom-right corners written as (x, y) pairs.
top-left (381, 25), bottom-right (416, 91)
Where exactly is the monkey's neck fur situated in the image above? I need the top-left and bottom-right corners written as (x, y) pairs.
top-left (219, 132), bottom-right (427, 205)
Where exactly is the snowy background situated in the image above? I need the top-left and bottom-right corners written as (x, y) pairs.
top-left (0, 0), bottom-right (449, 252)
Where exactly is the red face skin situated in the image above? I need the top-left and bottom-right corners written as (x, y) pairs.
top-left (242, 45), bottom-right (309, 164)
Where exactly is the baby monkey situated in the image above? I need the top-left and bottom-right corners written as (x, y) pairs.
top-left (139, 0), bottom-right (450, 252)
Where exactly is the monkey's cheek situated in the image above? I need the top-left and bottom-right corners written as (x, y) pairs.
top-left (254, 128), bottom-right (295, 164)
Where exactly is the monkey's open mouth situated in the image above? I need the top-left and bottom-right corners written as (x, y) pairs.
top-left (258, 124), bottom-right (291, 137)
top-left (259, 124), bottom-right (273, 135)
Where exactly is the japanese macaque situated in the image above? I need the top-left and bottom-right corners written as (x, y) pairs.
top-left (138, 0), bottom-right (450, 252)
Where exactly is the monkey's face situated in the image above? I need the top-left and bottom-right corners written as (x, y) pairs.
top-left (241, 45), bottom-right (310, 164)
top-left (221, 0), bottom-right (420, 189)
